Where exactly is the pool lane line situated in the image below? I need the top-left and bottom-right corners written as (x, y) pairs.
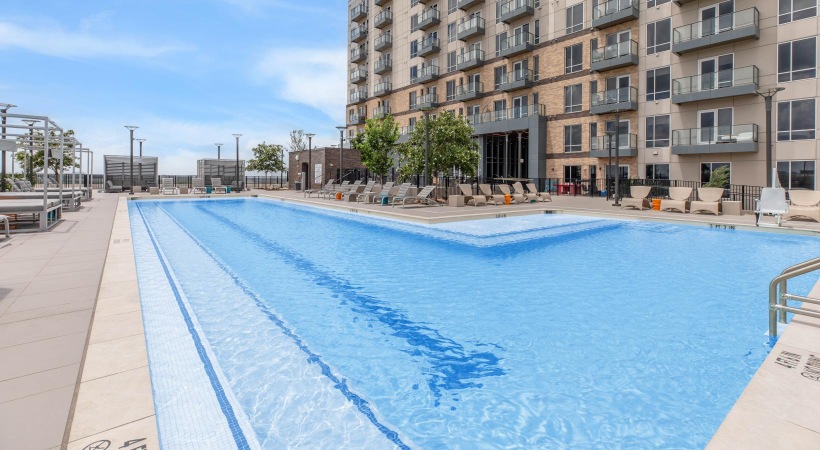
top-left (151, 202), bottom-right (412, 450)
top-left (134, 202), bottom-right (253, 450)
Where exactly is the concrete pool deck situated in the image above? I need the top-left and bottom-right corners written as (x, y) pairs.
top-left (3, 188), bottom-right (820, 449)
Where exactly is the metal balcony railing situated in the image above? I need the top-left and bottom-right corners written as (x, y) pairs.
top-left (457, 49), bottom-right (484, 65)
top-left (673, 7), bottom-right (759, 45)
top-left (457, 16), bottom-right (485, 35)
top-left (457, 81), bottom-right (484, 95)
top-left (591, 40), bottom-right (638, 63)
top-left (466, 104), bottom-right (546, 124)
top-left (590, 133), bottom-right (638, 151)
top-left (591, 86), bottom-right (638, 107)
top-left (593, 0), bottom-right (638, 20)
top-left (672, 66), bottom-right (759, 96)
top-left (672, 124), bottom-right (759, 146)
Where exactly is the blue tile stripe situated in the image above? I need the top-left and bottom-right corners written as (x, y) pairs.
top-left (150, 203), bottom-right (412, 450)
top-left (135, 203), bottom-right (252, 450)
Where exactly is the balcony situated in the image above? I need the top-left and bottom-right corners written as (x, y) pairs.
top-left (374, 58), bottom-right (392, 74)
top-left (417, 93), bottom-right (439, 110)
top-left (415, 9), bottom-right (441, 31)
top-left (350, 67), bottom-right (367, 84)
top-left (350, 26), bottom-right (368, 43)
top-left (592, 0), bottom-right (639, 30)
top-left (590, 86), bottom-right (638, 114)
top-left (499, 0), bottom-right (534, 24)
top-left (374, 0), bottom-right (389, 6)
top-left (418, 37), bottom-right (440, 57)
top-left (373, 106), bottom-right (391, 119)
top-left (348, 113), bottom-right (366, 125)
top-left (349, 88), bottom-right (368, 104)
top-left (458, 0), bottom-right (484, 9)
top-left (374, 10), bottom-right (393, 29)
top-left (456, 49), bottom-right (485, 71)
top-left (374, 81), bottom-right (392, 96)
top-left (591, 40), bottom-right (638, 72)
top-left (498, 69), bottom-right (534, 92)
top-left (673, 8), bottom-right (760, 54)
top-left (672, 124), bottom-right (759, 155)
top-left (397, 126), bottom-right (414, 144)
top-left (457, 17), bottom-right (485, 41)
top-left (413, 65), bottom-right (440, 84)
top-left (350, 47), bottom-right (367, 63)
top-left (589, 134), bottom-right (638, 158)
top-left (374, 34), bottom-right (393, 51)
top-left (350, 4), bottom-right (367, 21)
top-left (455, 82), bottom-right (483, 101)
top-left (469, 104), bottom-right (546, 134)
top-left (499, 32), bottom-right (535, 58)
top-left (672, 66), bottom-right (759, 104)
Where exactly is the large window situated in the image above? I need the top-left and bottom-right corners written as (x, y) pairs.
top-left (564, 165), bottom-right (582, 182)
top-left (566, 3), bottom-right (584, 34)
top-left (701, 162), bottom-right (731, 186)
top-left (564, 84), bottom-right (582, 113)
top-left (410, 40), bottom-right (419, 58)
top-left (645, 164), bottom-right (670, 180)
top-left (778, 37), bottom-right (817, 82)
top-left (647, 19), bottom-right (671, 55)
top-left (447, 51), bottom-right (457, 72)
top-left (778, 99), bottom-right (816, 141)
top-left (779, 0), bottom-right (817, 24)
top-left (646, 115), bottom-right (670, 148)
top-left (564, 125), bottom-right (582, 152)
top-left (446, 80), bottom-right (456, 101)
top-left (778, 160), bottom-right (816, 189)
top-left (448, 0), bottom-right (457, 14)
top-left (646, 67), bottom-right (671, 101)
top-left (448, 22), bottom-right (456, 42)
top-left (565, 43), bottom-right (583, 74)
top-left (409, 91), bottom-right (417, 109)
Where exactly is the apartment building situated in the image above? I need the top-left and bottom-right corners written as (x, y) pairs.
top-left (346, 0), bottom-right (820, 189)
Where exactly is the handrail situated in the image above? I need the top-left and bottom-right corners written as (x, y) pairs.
top-left (769, 256), bottom-right (820, 336)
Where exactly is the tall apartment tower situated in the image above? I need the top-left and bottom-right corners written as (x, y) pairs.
top-left (346, 0), bottom-right (819, 190)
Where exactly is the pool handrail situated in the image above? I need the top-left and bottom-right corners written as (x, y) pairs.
top-left (769, 256), bottom-right (820, 337)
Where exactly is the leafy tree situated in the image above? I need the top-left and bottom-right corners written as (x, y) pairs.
top-left (396, 111), bottom-right (479, 184)
top-left (351, 115), bottom-right (399, 182)
top-left (247, 142), bottom-right (285, 174)
top-left (703, 165), bottom-right (730, 188)
top-left (289, 129), bottom-right (307, 153)
top-left (14, 129), bottom-right (77, 182)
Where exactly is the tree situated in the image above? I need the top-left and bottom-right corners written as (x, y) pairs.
top-left (246, 142), bottom-right (285, 188)
top-left (396, 111), bottom-right (479, 184)
top-left (289, 130), bottom-right (307, 153)
top-left (14, 129), bottom-right (77, 182)
top-left (351, 115), bottom-right (399, 182)
top-left (703, 165), bottom-right (730, 188)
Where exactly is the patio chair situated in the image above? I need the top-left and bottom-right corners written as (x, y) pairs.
top-left (526, 182), bottom-right (552, 202)
top-left (191, 177), bottom-right (207, 194)
top-left (497, 184), bottom-right (525, 203)
top-left (376, 182), bottom-right (406, 205)
top-left (513, 182), bottom-right (538, 202)
top-left (106, 180), bottom-right (123, 193)
top-left (160, 178), bottom-right (178, 195)
top-left (620, 186), bottom-right (652, 210)
top-left (324, 181), bottom-right (350, 199)
top-left (784, 189), bottom-right (820, 223)
top-left (458, 183), bottom-right (486, 206)
top-left (660, 187), bottom-right (692, 213)
top-left (211, 177), bottom-right (228, 194)
top-left (359, 181), bottom-right (391, 203)
top-left (307, 179), bottom-right (335, 198)
top-left (691, 187), bottom-right (724, 215)
top-left (393, 184), bottom-right (439, 208)
top-left (0, 214), bottom-right (8, 238)
top-left (755, 187), bottom-right (789, 226)
top-left (345, 181), bottom-right (370, 201)
top-left (479, 184), bottom-right (504, 205)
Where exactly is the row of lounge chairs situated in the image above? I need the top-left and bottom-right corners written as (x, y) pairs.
top-left (622, 186), bottom-right (725, 215)
top-left (459, 182), bottom-right (551, 206)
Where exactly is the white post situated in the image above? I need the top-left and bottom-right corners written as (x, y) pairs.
top-left (42, 120), bottom-right (49, 230)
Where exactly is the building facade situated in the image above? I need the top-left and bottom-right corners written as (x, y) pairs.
top-left (288, 147), bottom-right (365, 190)
top-left (346, 0), bottom-right (820, 189)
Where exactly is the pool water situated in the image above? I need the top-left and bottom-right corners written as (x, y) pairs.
top-left (130, 198), bottom-right (820, 449)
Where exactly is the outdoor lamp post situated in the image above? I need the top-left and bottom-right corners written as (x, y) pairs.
top-left (305, 133), bottom-right (315, 190)
top-left (22, 119), bottom-right (38, 185)
top-left (124, 126), bottom-right (138, 194)
top-left (613, 111), bottom-right (621, 207)
top-left (335, 126), bottom-right (345, 182)
top-left (279, 146), bottom-right (284, 188)
top-left (215, 143), bottom-right (223, 159)
top-left (606, 129), bottom-right (614, 201)
top-left (420, 106), bottom-right (434, 185)
top-left (0, 103), bottom-right (16, 192)
top-left (232, 134), bottom-right (242, 191)
top-left (136, 138), bottom-right (146, 157)
top-left (756, 87), bottom-right (786, 187)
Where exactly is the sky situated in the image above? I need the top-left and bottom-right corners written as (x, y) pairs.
top-left (0, 0), bottom-right (348, 174)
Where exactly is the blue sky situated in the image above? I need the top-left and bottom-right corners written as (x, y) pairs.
top-left (0, 0), bottom-right (347, 173)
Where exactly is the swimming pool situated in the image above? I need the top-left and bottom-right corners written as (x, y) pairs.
top-left (130, 198), bottom-right (820, 449)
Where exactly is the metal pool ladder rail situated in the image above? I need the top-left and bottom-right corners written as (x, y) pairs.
top-left (769, 256), bottom-right (820, 336)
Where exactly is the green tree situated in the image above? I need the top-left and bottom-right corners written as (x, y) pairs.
top-left (396, 111), bottom-right (479, 184)
top-left (289, 130), bottom-right (307, 152)
top-left (351, 115), bottom-right (399, 182)
top-left (246, 142), bottom-right (286, 187)
top-left (14, 129), bottom-right (77, 182)
top-left (703, 165), bottom-right (730, 188)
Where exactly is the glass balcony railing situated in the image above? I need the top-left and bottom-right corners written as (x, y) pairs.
top-left (375, 34), bottom-right (392, 49)
top-left (499, 69), bottom-right (533, 85)
top-left (350, 47), bottom-right (367, 61)
top-left (673, 7), bottom-right (759, 45)
top-left (672, 124), bottom-right (758, 146)
top-left (457, 17), bottom-right (485, 35)
top-left (350, 4), bottom-right (368, 20)
top-left (457, 81), bottom-right (484, 96)
top-left (350, 26), bottom-right (367, 41)
top-left (672, 66), bottom-right (759, 96)
top-left (349, 89), bottom-right (367, 103)
top-left (500, 32), bottom-right (534, 52)
top-left (349, 67), bottom-right (367, 81)
top-left (374, 81), bottom-right (392, 94)
top-left (457, 49), bottom-right (484, 65)
top-left (420, 37), bottom-right (440, 51)
top-left (374, 58), bottom-right (392, 72)
top-left (416, 9), bottom-right (441, 26)
top-left (591, 86), bottom-right (638, 107)
top-left (374, 10), bottom-right (393, 26)
top-left (467, 104), bottom-right (546, 125)
top-left (593, 0), bottom-right (638, 20)
top-left (348, 113), bottom-right (365, 124)
top-left (590, 133), bottom-right (638, 151)
top-left (399, 126), bottom-right (415, 136)
top-left (413, 65), bottom-right (440, 82)
top-left (500, 0), bottom-right (534, 17)
top-left (591, 40), bottom-right (638, 63)
top-left (372, 106), bottom-right (391, 118)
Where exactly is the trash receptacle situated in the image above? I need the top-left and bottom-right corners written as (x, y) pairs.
top-left (295, 182), bottom-right (301, 191)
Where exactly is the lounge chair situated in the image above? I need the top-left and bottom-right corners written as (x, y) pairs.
top-left (690, 187), bottom-right (724, 215)
top-left (211, 177), bottom-right (228, 194)
top-left (307, 179), bottom-right (335, 198)
top-left (620, 186), bottom-right (652, 210)
top-left (784, 190), bottom-right (820, 222)
top-left (106, 180), bottom-right (123, 193)
top-left (345, 181), bottom-right (371, 201)
top-left (191, 177), bottom-right (206, 194)
top-left (458, 183), bottom-right (486, 206)
top-left (660, 187), bottom-right (692, 213)
top-left (498, 184), bottom-right (525, 203)
top-left (479, 184), bottom-right (504, 205)
top-left (393, 185), bottom-right (439, 208)
top-left (0, 214), bottom-right (8, 238)
top-left (513, 182), bottom-right (538, 202)
top-left (377, 182), bottom-right (407, 205)
top-left (755, 187), bottom-right (789, 226)
top-left (359, 181), bottom-right (392, 203)
top-left (160, 178), bottom-right (178, 195)
top-left (526, 182), bottom-right (552, 202)
top-left (323, 181), bottom-right (349, 199)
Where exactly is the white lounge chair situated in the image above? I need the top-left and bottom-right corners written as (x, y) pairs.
top-left (393, 185), bottom-right (438, 208)
top-left (621, 186), bottom-right (652, 210)
top-left (526, 182), bottom-right (552, 202)
top-left (785, 190), bottom-right (820, 223)
top-left (211, 177), bottom-right (228, 194)
top-left (479, 184), bottom-right (504, 205)
top-left (691, 187), bottom-right (724, 215)
top-left (160, 178), bottom-right (178, 195)
top-left (660, 187), bottom-right (692, 213)
top-left (498, 184), bottom-right (525, 203)
top-left (755, 187), bottom-right (789, 226)
top-left (513, 182), bottom-right (538, 203)
top-left (458, 183), bottom-right (486, 206)
top-left (191, 177), bottom-right (206, 194)
top-left (307, 179), bottom-right (335, 198)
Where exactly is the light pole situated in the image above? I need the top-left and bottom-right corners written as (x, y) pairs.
top-left (756, 87), bottom-right (786, 187)
top-left (305, 133), bottom-right (315, 190)
top-left (279, 145), bottom-right (284, 188)
top-left (215, 143), bottom-right (223, 159)
top-left (613, 111), bottom-right (621, 206)
top-left (124, 126), bottom-right (138, 194)
top-left (335, 126), bottom-right (345, 182)
top-left (606, 129), bottom-right (614, 201)
top-left (0, 103), bottom-right (16, 192)
top-left (136, 138), bottom-right (146, 157)
top-left (22, 119), bottom-right (38, 185)
top-left (421, 106), bottom-right (434, 185)
top-left (232, 134), bottom-right (242, 191)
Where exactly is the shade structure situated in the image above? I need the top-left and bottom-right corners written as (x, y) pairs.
top-left (196, 158), bottom-right (245, 189)
top-left (104, 155), bottom-right (158, 190)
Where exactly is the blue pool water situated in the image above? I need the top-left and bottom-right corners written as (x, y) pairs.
top-left (130, 198), bottom-right (820, 449)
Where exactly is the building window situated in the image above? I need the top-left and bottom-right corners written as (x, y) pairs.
top-left (780, 0), bottom-right (817, 24)
top-left (563, 165), bottom-right (582, 182)
top-left (564, 84), bottom-right (582, 113)
top-left (410, 66), bottom-right (418, 82)
top-left (447, 51), bottom-right (457, 72)
top-left (448, 0), bottom-right (457, 14)
top-left (533, 56), bottom-right (539, 81)
top-left (646, 67), bottom-right (671, 101)
top-left (647, 0), bottom-right (671, 6)
top-left (778, 37), bottom-right (817, 82)
top-left (446, 80), bottom-right (456, 101)
top-left (409, 91), bottom-right (417, 109)
top-left (646, 115), bottom-right (670, 148)
top-left (647, 18), bottom-right (671, 55)
top-left (448, 22), bottom-right (456, 42)
top-left (566, 3), bottom-right (584, 35)
top-left (565, 43), bottom-right (583, 74)
top-left (534, 19), bottom-right (540, 44)
top-left (646, 164), bottom-right (670, 180)
top-left (701, 162), bottom-right (731, 186)
top-left (778, 99), bottom-right (816, 141)
top-left (494, 65), bottom-right (507, 90)
top-left (564, 125), bottom-right (582, 152)
top-left (410, 40), bottom-right (418, 58)
top-left (778, 160), bottom-right (816, 189)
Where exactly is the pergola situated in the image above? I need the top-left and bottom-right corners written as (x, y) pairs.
top-left (197, 158), bottom-right (245, 189)
top-left (103, 155), bottom-right (158, 190)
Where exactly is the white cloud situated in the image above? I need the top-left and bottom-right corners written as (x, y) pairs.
top-left (253, 48), bottom-right (346, 122)
top-left (220, 0), bottom-right (330, 15)
top-left (0, 21), bottom-right (192, 60)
